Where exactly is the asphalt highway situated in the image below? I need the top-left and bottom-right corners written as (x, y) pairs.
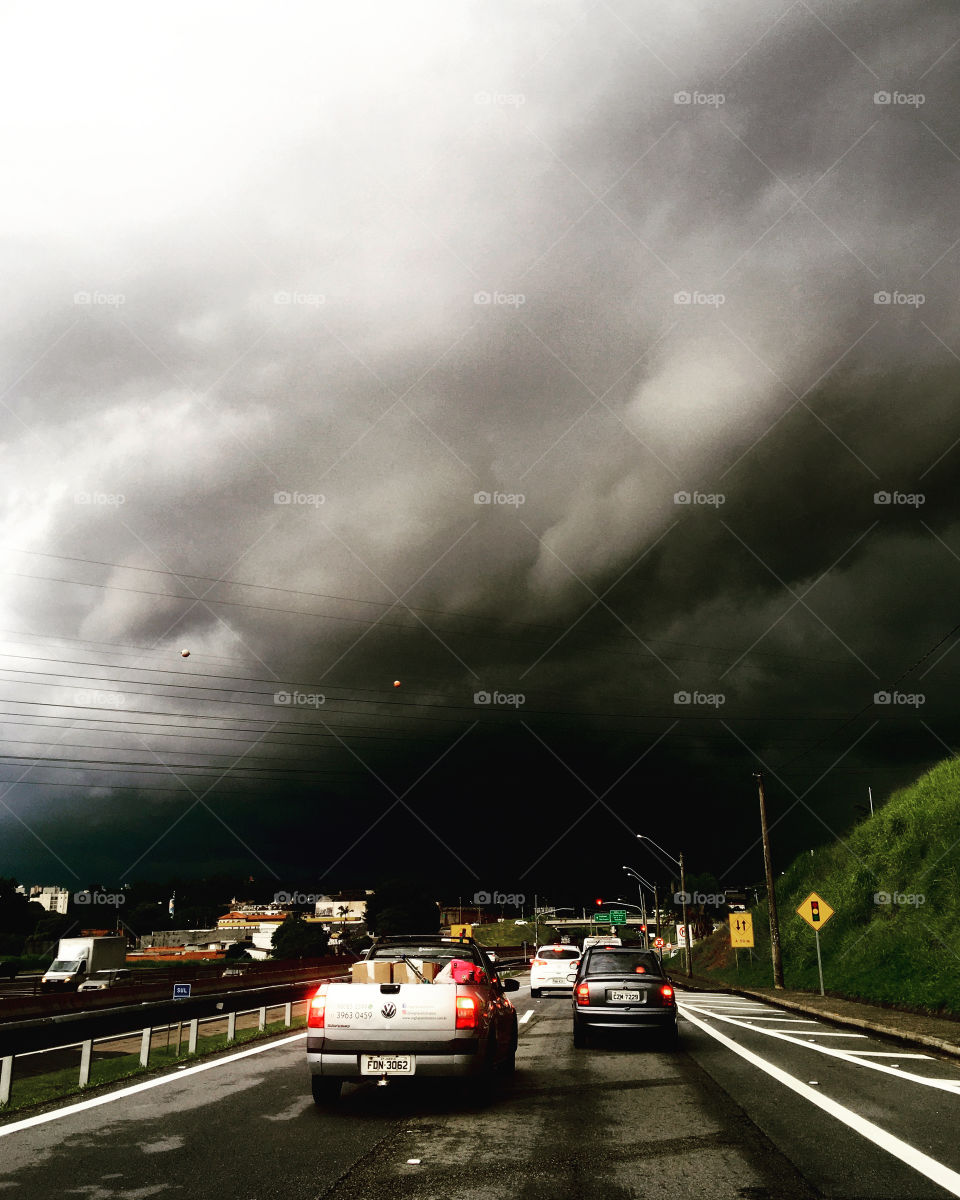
top-left (1, 979), bottom-right (958, 1199)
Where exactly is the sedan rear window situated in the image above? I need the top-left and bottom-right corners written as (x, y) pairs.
top-left (585, 951), bottom-right (663, 976)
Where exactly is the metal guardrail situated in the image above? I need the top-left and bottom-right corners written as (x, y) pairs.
top-left (0, 991), bottom-right (329, 1107)
top-left (0, 972), bottom-right (349, 1057)
top-left (0, 955), bottom-right (352, 1004)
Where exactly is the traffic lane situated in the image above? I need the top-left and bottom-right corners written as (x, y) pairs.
top-left (325, 1003), bottom-right (818, 1199)
top-left (0, 1035), bottom-right (404, 1200)
top-left (679, 992), bottom-right (960, 1092)
top-left (1, 993), bottom-right (818, 1200)
top-left (678, 993), bottom-right (960, 1199)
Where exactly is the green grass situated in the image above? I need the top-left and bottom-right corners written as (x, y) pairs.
top-left (690, 755), bottom-right (960, 1015)
top-left (472, 922), bottom-right (562, 947)
top-left (2, 1016), bottom-right (307, 1113)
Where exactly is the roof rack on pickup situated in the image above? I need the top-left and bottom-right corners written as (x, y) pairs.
top-left (370, 934), bottom-right (477, 946)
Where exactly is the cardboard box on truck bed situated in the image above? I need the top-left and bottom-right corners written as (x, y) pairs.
top-left (392, 961), bottom-right (439, 984)
top-left (349, 960), bottom-right (441, 984)
top-left (350, 960), bottom-right (393, 984)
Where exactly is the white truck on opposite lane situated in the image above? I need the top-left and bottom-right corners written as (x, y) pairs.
top-left (40, 936), bottom-right (127, 992)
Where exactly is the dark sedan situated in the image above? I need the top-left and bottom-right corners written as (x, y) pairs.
top-left (572, 947), bottom-right (678, 1049)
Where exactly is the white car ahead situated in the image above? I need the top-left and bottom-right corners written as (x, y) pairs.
top-left (529, 944), bottom-right (581, 997)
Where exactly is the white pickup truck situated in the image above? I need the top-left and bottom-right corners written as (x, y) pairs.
top-left (306, 935), bottom-right (519, 1104)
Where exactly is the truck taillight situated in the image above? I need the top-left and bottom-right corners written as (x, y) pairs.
top-left (660, 984), bottom-right (675, 1004)
top-left (455, 996), bottom-right (478, 1029)
top-left (307, 987), bottom-right (327, 1028)
top-left (575, 983), bottom-right (590, 1006)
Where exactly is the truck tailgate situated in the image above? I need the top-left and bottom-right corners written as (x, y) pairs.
top-left (324, 984), bottom-right (457, 1034)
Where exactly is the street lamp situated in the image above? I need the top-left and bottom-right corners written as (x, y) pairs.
top-left (637, 834), bottom-right (692, 978)
top-left (620, 868), bottom-right (651, 949)
top-left (622, 866), bottom-right (659, 951)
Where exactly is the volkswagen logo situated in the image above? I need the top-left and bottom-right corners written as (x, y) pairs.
top-left (381, 1003), bottom-right (397, 1019)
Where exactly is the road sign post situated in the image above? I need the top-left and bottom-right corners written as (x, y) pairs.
top-left (797, 892), bottom-right (835, 996)
top-left (729, 913), bottom-right (754, 978)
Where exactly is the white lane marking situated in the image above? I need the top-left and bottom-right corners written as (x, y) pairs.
top-left (682, 1007), bottom-right (960, 1198)
top-left (692, 1015), bottom-right (820, 1023)
top-left (679, 1004), bottom-right (960, 1094)
top-left (520, 1010), bottom-right (534, 1025)
top-left (683, 1002), bottom-right (766, 1009)
top-left (0, 1032), bottom-right (307, 1138)
top-left (847, 1052), bottom-right (931, 1060)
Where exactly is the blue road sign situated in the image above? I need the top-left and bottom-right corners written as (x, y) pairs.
top-left (173, 983), bottom-right (192, 999)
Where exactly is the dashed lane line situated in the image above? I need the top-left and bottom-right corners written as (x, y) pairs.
top-left (681, 1006), bottom-right (960, 1199)
top-left (678, 1003), bottom-right (960, 1094)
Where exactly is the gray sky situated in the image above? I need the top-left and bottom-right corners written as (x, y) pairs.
top-left (1, 1), bottom-right (959, 893)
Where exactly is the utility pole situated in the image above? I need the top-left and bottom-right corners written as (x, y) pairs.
top-left (754, 770), bottom-right (784, 989)
top-left (653, 882), bottom-right (659, 942)
top-left (637, 888), bottom-right (649, 949)
top-left (679, 853), bottom-right (692, 977)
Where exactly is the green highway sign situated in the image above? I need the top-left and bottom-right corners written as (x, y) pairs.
top-left (608, 909), bottom-right (627, 924)
top-left (592, 912), bottom-right (609, 923)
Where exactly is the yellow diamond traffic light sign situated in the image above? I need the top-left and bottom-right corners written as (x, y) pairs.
top-left (729, 913), bottom-right (754, 948)
top-left (797, 892), bottom-right (834, 930)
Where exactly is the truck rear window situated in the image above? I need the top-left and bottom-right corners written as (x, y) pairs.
top-left (369, 946), bottom-right (483, 966)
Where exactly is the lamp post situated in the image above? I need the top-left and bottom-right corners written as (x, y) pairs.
top-left (621, 867), bottom-right (654, 949)
top-left (625, 871), bottom-right (661, 943)
top-left (637, 834), bottom-right (691, 978)
top-left (610, 897), bottom-right (651, 947)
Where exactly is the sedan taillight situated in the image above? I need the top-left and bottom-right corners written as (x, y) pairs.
top-left (532, 958), bottom-right (546, 967)
top-left (660, 984), bottom-right (675, 1004)
top-left (575, 982), bottom-right (590, 1005)
top-left (307, 986), bottom-right (327, 1028)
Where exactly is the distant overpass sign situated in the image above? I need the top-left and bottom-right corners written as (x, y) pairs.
top-left (173, 983), bottom-right (191, 999)
top-left (593, 910), bottom-right (627, 924)
top-left (729, 913), bottom-right (754, 948)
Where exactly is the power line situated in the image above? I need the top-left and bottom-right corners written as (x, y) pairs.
top-left (0, 547), bottom-right (858, 668)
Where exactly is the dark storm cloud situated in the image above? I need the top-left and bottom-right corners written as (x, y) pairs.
top-left (1, 0), bottom-right (958, 890)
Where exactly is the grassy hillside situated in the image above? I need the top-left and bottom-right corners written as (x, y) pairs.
top-left (471, 921), bottom-right (561, 948)
top-left (691, 755), bottom-right (960, 1015)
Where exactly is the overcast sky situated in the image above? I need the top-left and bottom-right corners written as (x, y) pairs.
top-left (1, 1), bottom-right (958, 902)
